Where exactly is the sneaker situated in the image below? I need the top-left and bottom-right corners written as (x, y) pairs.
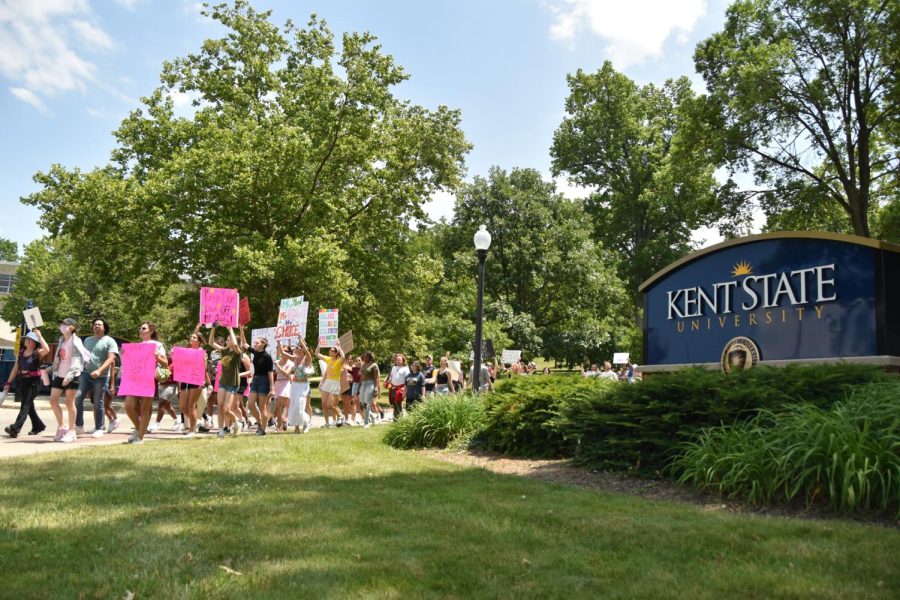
top-left (147, 422), bottom-right (160, 432)
top-left (61, 430), bottom-right (77, 443)
top-left (231, 423), bottom-right (239, 437)
top-left (54, 427), bottom-right (67, 442)
top-left (75, 426), bottom-right (84, 435)
top-left (363, 423), bottom-right (371, 429)
top-left (171, 421), bottom-right (183, 432)
top-left (91, 429), bottom-right (105, 439)
top-left (198, 425), bottom-right (210, 433)
top-left (268, 417), bottom-right (275, 427)
top-left (4, 425), bottom-right (17, 438)
top-left (217, 429), bottom-right (225, 439)
top-left (256, 428), bottom-right (266, 436)
top-left (130, 437), bottom-right (144, 445)
top-left (355, 416), bottom-right (363, 425)
top-left (302, 422), bottom-right (311, 434)
top-left (184, 432), bottom-right (196, 439)
top-left (127, 431), bottom-right (138, 443)
top-left (107, 419), bottom-right (119, 433)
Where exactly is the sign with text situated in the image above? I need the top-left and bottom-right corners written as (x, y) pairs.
top-left (338, 330), bottom-right (354, 353)
top-left (23, 307), bottom-right (43, 329)
top-left (172, 347), bottom-right (207, 386)
top-left (238, 297), bottom-right (251, 326)
top-left (640, 233), bottom-right (900, 367)
top-left (318, 309), bottom-right (339, 347)
top-left (613, 352), bottom-right (630, 365)
top-left (251, 327), bottom-right (278, 360)
top-left (470, 338), bottom-right (495, 361)
top-left (200, 287), bottom-right (239, 327)
top-left (276, 296), bottom-right (308, 344)
top-left (501, 350), bottom-right (522, 365)
top-left (118, 342), bottom-right (157, 397)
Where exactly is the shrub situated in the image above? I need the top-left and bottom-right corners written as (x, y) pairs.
top-left (671, 382), bottom-right (900, 516)
top-left (382, 393), bottom-right (486, 449)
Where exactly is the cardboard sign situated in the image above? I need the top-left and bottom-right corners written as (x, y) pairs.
top-left (470, 338), bottom-right (495, 361)
top-left (251, 327), bottom-right (278, 360)
top-left (23, 307), bottom-right (43, 329)
top-left (501, 350), bottom-right (522, 365)
top-left (613, 352), bottom-right (630, 365)
top-left (172, 346), bottom-right (207, 386)
top-left (238, 297), bottom-right (251, 326)
top-left (200, 287), bottom-right (239, 327)
top-left (449, 360), bottom-right (462, 381)
top-left (276, 296), bottom-right (308, 344)
top-left (338, 330), bottom-right (354, 353)
top-left (318, 309), bottom-right (339, 347)
top-left (118, 342), bottom-right (158, 397)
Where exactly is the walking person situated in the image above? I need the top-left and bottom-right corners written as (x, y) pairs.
top-left (357, 351), bottom-right (381, 428)
top-left (283, 340), bottom-right (313, 433)
top-left (435, 356), bottom-right (453, 395)
top-left (123, 321), bottom-right (168, 444)
top-left (208, 325), bottom-right (251, 438)
top-left (272, 345), bottom-right (294, 432)
top-left (421, 355), bottom-right (437, 398)
top-left (3, 329), bottom-right (50, 437)
top-left (315, 342), bottom-right (345, 428)
top-left (385, 353), bottom-right (409, 420)
top-left (74, 318), bottom-right (119, 438)
top-left (176, 324), bottom-right (208, 438)
top-left (148, 352), bottom-right (178, 432)
top-left (404, 361), bottom-right (426, 411)
top-left (247, 333), bottom-right (275, 436)
top-left (50, 318), bottom-right (88, 443)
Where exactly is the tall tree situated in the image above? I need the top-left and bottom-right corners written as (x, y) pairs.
top-left (693, 0), bottom-right (899, 238)
top-left (551, 62), bottom-right (720, 305)
top-left (22, 1), bottom-right (469, 355)
top-left (439, 167), bottom-right (637, 363)
top-left (0, 237), bottom-right (17, 261)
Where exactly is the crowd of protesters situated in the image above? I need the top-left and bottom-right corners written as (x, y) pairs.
top-left (2, 316), bottom-right (636, 444)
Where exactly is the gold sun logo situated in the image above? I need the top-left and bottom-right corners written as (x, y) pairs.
top-left (731, 261), bottom-right (753, 277)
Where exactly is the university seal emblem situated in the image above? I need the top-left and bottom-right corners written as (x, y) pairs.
top-left (721, 336), bottom-right (761, 373)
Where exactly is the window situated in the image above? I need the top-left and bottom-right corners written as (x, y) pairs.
top-left (0, 273), bottom-right (15, 294)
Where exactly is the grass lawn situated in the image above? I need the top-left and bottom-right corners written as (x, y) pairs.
top-left (0, 428), bottom-right (897, 599)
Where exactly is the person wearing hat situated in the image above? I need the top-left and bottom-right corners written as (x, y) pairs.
top-left (50, 318), bottom-right (90, 443)
top-left (3, 329), bottom-right (51, 437)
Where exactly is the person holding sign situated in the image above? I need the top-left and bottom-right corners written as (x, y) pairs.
top-left (282, 339), bottom-right (313, 433)
top-left (50, 318), bottom-right (89, 443)
top-left (3, 329), bottom-right (50, 438)
top-left (315, 341), bottom-right (345, 428)
top-left (123, 322), bottom-right (168, 444)
top-left (176, 324), bottom-right (209, 438)
top-left (209, 325), bottom-right (252, 438)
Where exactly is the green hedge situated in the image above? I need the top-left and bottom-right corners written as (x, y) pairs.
top-left (382, 393), bottom-right (486, 449)
top-left (671, 382), bottom-right (900, 516)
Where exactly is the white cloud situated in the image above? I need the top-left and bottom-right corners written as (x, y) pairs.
top-left (547, 0), bottom-right (707, 68)
top-left (423, 189), bottom-right (457, 223)
top-left (0, 0), bottom-right (116, 110)
top-left (10, 86), bottom-right (48, 112)
top-left (86, 106), bottom-right (104, 118)
top-left (553, 175), bottom-right (595, 200)
top-left (113, 0), bottom-right (139, 9)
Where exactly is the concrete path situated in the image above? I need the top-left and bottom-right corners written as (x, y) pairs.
top-left (0, 395), bottom-right (392, 459)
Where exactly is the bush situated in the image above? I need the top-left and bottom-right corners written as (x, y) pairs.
top-left (671, 382), bottom-right (900, 517)
top-left (382, 393), bottom-right (486, 449)
top-left (557, 364), bottom-right (890, 474)
top-left (476, 375), bottom-right (617, 458)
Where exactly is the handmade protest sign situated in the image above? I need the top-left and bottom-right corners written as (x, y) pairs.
top-left (613, 352), bottom-right (630, 365)
top-left (238, 297), bottom-right (251, 326)
top-left (118, 343), bottom-right (157, 397)
top-left (338, 330), bottom-right (354, 353)
top-left (251, 327), bottom-right (278, 360)
top-left (276, 296), bottom-right (308, 344)
top-left (200, 287), bottom-right (239, 327)
top-left (318, 309), bottom-right (339, 347)
top-left (501, 350), bottom-right (522, 365)
top-left (23, 307), bottom-right (43, 329)
top-left (469, 338), bottom-right (494, 361)
top-left (172, 347), bottom-right (207, 386)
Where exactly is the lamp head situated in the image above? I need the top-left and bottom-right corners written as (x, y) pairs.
top-left (473, 225), bottom-right (491, 251)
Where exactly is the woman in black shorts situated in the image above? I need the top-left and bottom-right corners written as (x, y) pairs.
top-left (177, 324), bottom-right (208, 438)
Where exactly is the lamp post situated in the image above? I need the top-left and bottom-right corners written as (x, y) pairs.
top-left (473, 225), bottom-right (491, 392)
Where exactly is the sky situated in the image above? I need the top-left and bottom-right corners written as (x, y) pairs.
top-left (0, 0), bottom-right (737, 254)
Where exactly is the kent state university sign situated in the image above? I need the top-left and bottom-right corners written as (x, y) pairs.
top-left (640, 232), bottom-right (900, 371)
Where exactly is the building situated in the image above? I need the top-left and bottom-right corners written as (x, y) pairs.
top-left (0, 261), bottom-right (18, 349)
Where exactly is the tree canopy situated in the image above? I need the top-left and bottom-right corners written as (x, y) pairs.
top-left (692, 0), bottom-right (899, 238)
top-left (0, 238), bottom-right (16, 262)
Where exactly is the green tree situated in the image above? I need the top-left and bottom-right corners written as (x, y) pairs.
top-left (0, 237), bottom-right (17, 261)
top-left (692, 0), bottom-right (899, 238)
top-left (550, 62), bottom-right (720, 306)
top-left (437, 167), bottom-right (637, 364)
top-left (22, 1), bottom-right (469, 356)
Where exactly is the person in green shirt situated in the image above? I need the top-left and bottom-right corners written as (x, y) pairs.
top-left (75, 318), bottom-right (119, 438)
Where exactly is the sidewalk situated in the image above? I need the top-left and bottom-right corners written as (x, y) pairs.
top-left (0, 395), bottom-right (391, 459)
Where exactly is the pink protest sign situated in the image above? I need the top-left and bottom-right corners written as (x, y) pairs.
top-left (172, 347), bottom-right (206, 386)
top-left (200, 287), bottom-right (239, 327)
top-left (238, 297), bottom-right (251, 326)
top-left (118, 342), bottom-right (157, 398)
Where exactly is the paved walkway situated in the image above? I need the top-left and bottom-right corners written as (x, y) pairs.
top-left (0, 395), bottom-right (390, 459)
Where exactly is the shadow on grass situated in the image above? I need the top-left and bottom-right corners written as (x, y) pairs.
top-left (0, 435), bottom-right (897, 599)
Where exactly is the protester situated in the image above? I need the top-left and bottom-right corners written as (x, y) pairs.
top-left (404, 361), bottom-right (426, 411)
top-left (468, 361), bottom-right (492, 392)
top-left (247, 333), bottom-right (275, 436)
top-left (599, 361), bottom-right (619, 381)
top-left (339, 356), bottom-right (354, 426)
top-left (3, 328), bottom-right (50, 438)
top-left (49, 318), bottom-right (88, 443)
top-left (176, 324), bottom-right (208, 438)
top-left (386, 353), bottom-right (409, 420)
top-left (580, 364), bottom-right (601, 378)
top-left (421, 355), bottom-right (437, 397)
top-left (74, 318), bottom-right (118, 438)
top-left (435, 356), bottom-right (453, 395)
top-left (208, 325), bottom-right (252, 438)
top-left (283, 340), bottom-right (313, 433)
top-left (349, 355), bottom-right (363, 425)
top-left (272, 345), bottom-right (294, 432)
top-left (123, 322), bottom-right (168, 444)
top-left (315, 342), bottom-right (345, 428)
top-left (358, 351), bottom-right (381, 428)
top-left (149, 353), bottom-right (178, 432)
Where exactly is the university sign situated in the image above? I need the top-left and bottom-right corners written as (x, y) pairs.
top-left (640, 232), bottom-right (900, 371)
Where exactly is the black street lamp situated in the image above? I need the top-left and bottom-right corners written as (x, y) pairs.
top-left (473, 225), bottom-right (491, 392)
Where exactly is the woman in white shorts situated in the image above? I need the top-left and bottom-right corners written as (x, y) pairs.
top-left (315, 341), bottom-right (345, 428)
top-left (272, 345), bottom-right (294, 432)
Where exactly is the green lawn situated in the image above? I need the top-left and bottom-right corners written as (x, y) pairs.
top-left (0, 428), bottom-right (897, 599)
